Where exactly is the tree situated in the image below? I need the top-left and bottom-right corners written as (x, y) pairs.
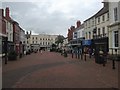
top-left (55, 35), bottom-right (64, 46)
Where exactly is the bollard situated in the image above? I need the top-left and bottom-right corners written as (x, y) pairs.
top-left (84, 53), bottom-right (86, 61)
top-left (81, 54), bottom-right (83, 60)
top-left (112, 59), bottom-right (115, 69)
top-left (78, 53), bottom-right (80, 59)
top-left (72, 53), bottom-right (73, 58)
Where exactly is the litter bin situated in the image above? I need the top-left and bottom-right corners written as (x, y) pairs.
top-left (95, 52), bottom-right (105, 64)
top-left (64, 52), bottom-right (68, 57)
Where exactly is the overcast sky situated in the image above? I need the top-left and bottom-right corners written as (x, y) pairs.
top-left (2, 0), bottom-right (103, 37)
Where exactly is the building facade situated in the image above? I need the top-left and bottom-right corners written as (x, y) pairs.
top-left (30, 34), bottom-right (58, 51)
top-left (69, 21), bottom-right (85, 54)
top-left (84, 2), bottom-right (110, 54)
top-left (93, 2), bottom-right (109, 53)
top-left (108, 1), bottom-right (120, 54)
top-left (0, 9), bottom-right (7, 57)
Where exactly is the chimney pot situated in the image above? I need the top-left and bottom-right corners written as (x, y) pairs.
top-left (5, 7), bottom-right (10, 19)
top-left (76, 20), bottom-right (81, 28)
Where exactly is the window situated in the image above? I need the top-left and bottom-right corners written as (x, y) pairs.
top-left (86, 32), bottom-right (88, 39)
top-left (92, 19), bottom-right (94, 26)
top-left (102, 15), bottom-right (105, 22)
top-left (33, 37), bottom-right (34, 40)
top-left (89, 32), bottom-right (91, 39)
top-left (74, 32), bottom-right (77, 39)
top-left (98, 17), bottom-right (100, 24)
top-left (102, 27), bottom-right (105, 35)
top-left (43, 38), bottom-right (44, 40)
top-left (114, 31), bottom-right (118, 47)
top-left (43, 42), bottom-right (44, 45)
top-left (46, 42), bottom-right (47, 45)
top-left (36, 41), bottom-right (37, 44)
top-left (114, 7), bottom-right (118, 21)
top-left (40, 38), bottom-right (42, 40)
top-left (98, 28), bottom-right (100, 36)
top-left (36, 37), bottom-right (37, 40)
top-left (33, 41), bottom-right (34, 44)
top-left (107, 13), bottom-right (109, 20)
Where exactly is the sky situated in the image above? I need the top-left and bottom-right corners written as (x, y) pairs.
top-left (1, 0), bottom-right (103, 37)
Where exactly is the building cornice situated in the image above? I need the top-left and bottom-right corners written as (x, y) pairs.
top-left (108, 22), bottom-right (120, 27)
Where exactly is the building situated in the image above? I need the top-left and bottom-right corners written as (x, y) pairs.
top-left (93, 2), bottom-right (109, 53)
top-left (67, 26), bottom-right (75, 41)
top-left (108, 1), bottom-right (120, 54)
top-left (84, 2), bottom-right (110, 54)
top-left (4, 7), bottom-right (14, 52)
top-left (0, 9), bottom-right (7, 57)
top-left (25, 31), bottom-right (31, 52)
top-left (20, 27), bottom-right (26, 55)
top-left (69, 20), bottom-right (85, 54)
top-left (5, 7), bottom-right (25, 56)
top-left (29, 34), bottom-right (58, 51)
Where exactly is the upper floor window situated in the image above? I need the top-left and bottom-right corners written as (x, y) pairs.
top-left (114, 7), bottom-right (118, 21)
top-left (89, 32), bottom-right (91, 39)
top-left (102, 15), bottom-right (105, 22)
top-left (98, 17), bottom-right (100, 24)
top-left (107, 12), bottom-right (109, 20)
top-left (36, 37), bottom-right (37, 40)
top-left (92, 19), bottom-right (94, 26)
top-left (32, 37), bottom-right (34, 40)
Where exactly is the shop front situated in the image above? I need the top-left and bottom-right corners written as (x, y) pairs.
top-left (93, 37), bottom-right (109, 64)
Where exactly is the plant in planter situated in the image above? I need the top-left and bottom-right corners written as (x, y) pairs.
top-left (116, 55), bottom-right (120, 61)
top-left (8, 51), bottom-right (17, 60)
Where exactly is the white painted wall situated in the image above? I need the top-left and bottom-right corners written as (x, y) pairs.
top-left (5, 20), bottom-right (13, 42)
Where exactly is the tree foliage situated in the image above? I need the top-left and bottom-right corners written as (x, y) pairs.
top-left (55, 35), bottom-right (64, 45)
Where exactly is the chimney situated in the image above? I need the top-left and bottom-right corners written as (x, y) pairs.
top-left (76, 20), bottom-right (81, 28)
top-left (5, 7), bottom-right (10, 19)
top-left (30, 31), bottom-right (32, 35)
top-left (70, 26), bottom-right (75, 30)
top-left (0, 9), bottom-right (4, 17)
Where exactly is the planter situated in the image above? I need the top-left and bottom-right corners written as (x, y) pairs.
top-left (8, 51), bottom-right (17, 60)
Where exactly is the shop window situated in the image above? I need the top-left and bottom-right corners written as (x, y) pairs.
top-left (114, 31), bottom-right (118, 47)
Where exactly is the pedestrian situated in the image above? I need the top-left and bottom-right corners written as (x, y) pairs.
top-left (88, 48), bottom-right (92, 58)
top-left (40, 49), bottom-right (42, 54)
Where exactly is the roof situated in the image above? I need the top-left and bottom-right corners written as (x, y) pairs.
top-left (75, 24), bottom-right (84, 31)
top-left (84, 2), bottom-right (109, 22)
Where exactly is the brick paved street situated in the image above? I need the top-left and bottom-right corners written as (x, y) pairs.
top-left (2, 51), bottom-right (119, 88)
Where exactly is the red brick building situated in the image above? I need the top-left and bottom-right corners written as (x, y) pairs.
top-left (67, 26), bottom-right (75, 41)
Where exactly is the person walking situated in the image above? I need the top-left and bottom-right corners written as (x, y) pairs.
top-left (40, 49), bottom-right (42, 54)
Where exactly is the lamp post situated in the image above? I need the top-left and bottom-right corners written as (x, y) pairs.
top-left (112, 49), bottom-right (117, 69)
top-left (5, 37), bottom-right (8, 64)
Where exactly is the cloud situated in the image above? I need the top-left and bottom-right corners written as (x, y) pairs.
top-left (2, 0), bottom-right (103, 37)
